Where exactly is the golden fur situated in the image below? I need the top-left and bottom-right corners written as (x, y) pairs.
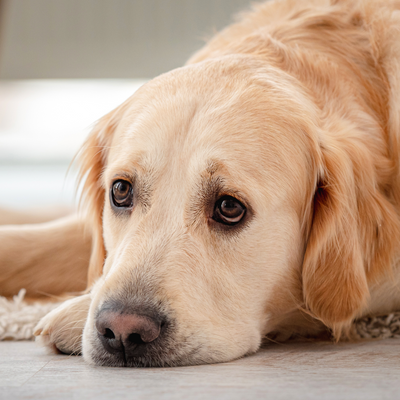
top-left (1, 0), bottom-right (400, 366)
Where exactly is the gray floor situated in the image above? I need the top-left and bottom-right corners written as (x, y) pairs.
top-left (1, 339), bottom-right (399, 400)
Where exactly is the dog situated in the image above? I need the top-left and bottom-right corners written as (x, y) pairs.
top-left (1, 0), bottom-right (400, 367)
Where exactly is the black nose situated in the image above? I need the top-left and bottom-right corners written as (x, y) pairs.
top-left (96, 310), bottom-right (162, 354)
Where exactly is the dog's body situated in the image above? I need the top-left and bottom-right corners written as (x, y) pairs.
top-left (1, 0), bottom-right (400, 366)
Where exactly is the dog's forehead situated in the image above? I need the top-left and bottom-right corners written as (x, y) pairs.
top-left (108, 76), bottom-right (250, 167)
top-left (106, 60), bottom-right (316, 190)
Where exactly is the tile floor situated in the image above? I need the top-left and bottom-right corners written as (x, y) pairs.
top-left (1, 339), bottom-right (399, 399)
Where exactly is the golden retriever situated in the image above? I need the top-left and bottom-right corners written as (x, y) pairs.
top-left (1, 0), bottom-right (400, 367)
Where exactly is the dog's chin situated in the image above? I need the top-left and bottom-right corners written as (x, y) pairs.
top-left (82, 319), bottom-right (261, 367)
top-left (83, 330), bottom-right (203, 367)
top-left (84, 339), bottom-right (211, 368)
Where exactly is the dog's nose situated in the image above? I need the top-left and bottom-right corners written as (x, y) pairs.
top-left (96, 311), bottom-right (161, 353)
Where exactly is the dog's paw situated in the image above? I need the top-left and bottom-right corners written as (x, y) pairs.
top-left (34, 294), bottom-right (91, 355)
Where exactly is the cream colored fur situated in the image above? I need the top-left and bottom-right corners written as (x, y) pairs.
top-left (1, 0), bottom-right (400, 366)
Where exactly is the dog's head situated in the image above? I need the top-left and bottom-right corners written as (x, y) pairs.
top-left (79, 56), bottom-right (397, 367)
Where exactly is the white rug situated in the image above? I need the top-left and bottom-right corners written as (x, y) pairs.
top-left (0, 289), bottom-right (60, 340)
top-left (1, 289), bottom-right (400, 341)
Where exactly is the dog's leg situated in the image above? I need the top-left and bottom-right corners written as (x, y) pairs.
top-left (0, 215), bottom-right (92, 298)
top-left (34, 293), bottom-right (92, 354)
top-left (0, 205), bottom-right (73, 225)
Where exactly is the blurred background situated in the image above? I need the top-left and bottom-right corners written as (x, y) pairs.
top-left (0, 0), bottom-right (251, 210)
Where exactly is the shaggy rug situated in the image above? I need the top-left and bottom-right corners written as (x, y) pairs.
top-left (0, 289), bottom-right (60, 340)
top-left (1, 289), bottom-right (400, 341)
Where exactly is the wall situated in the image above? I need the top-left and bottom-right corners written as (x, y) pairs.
top-left (0, 0), bottom-right (252, 79)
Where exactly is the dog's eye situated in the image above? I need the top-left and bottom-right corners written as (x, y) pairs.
top-left (111, 180), bottom-right (133, 208)
top-left (213, 196), bottom-right (246, 225)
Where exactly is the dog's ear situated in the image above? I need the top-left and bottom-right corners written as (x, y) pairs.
top-left (302, 131), bottom-right (399, 337)
top-left (78, 102), bottom-right (130, 287)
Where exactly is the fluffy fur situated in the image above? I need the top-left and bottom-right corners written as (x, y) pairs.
top-left (1, 0), bottom-right (400, 366)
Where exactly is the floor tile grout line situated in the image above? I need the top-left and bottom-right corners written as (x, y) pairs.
top-left (20, 360), bottom-right (52, 387)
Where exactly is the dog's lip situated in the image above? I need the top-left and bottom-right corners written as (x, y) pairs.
top-left (91, 342), bottom-right (181, 368)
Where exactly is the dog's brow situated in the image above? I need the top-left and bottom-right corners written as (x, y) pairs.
top-left (111, 171), bottom-right (135, 181)
top-left (108, 157), bottom-right (149, 181)
top-left (201, 160), bottom-right (229, 199)
top-left (205, 160), bottom-right (224, 176)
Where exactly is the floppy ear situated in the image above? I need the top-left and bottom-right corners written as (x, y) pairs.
top-left (78, 102), bottom-right (131, 287)
top-left (302, 131), bottom-right (399, 337)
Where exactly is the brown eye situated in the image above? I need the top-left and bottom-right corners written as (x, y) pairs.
top-left (110, 180), bottom-right (133, 209)
top-left (213, 196), bottom-right (246, 225)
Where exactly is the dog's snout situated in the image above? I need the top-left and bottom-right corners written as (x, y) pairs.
top-left (96, 311), bottom-right (162, 354)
